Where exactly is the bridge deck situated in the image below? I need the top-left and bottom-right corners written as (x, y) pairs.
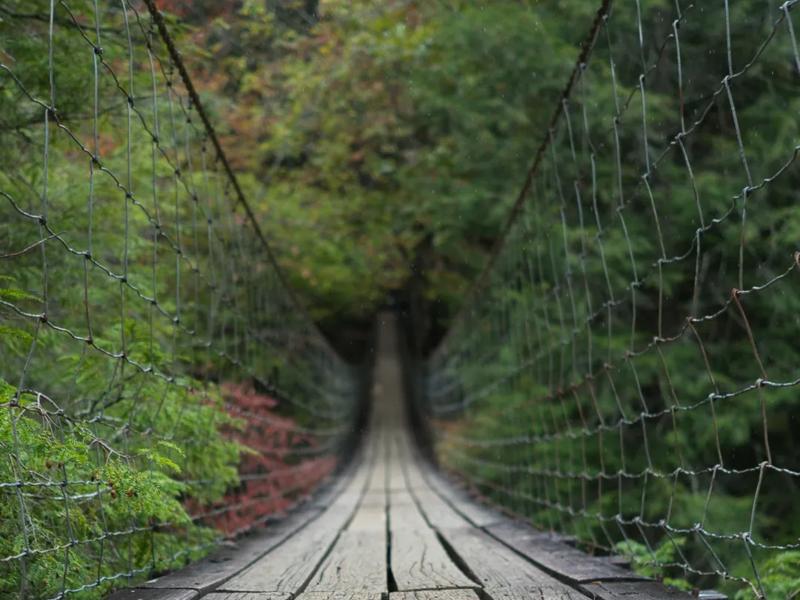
top-left (110, 317), bottom-right (689, 600)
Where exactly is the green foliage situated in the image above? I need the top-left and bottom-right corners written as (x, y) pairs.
top-left (423, 1), bottom-right (800, 598)
top-left (186, 0), bottom-right (586, 321)
top-left (0, 373), bottom-right (242, 599)
top-left (1, 2), bottom-right (358, 596)
top-left (615, 540), bottom-right (692, 591)
top-left (736, 552), bottom-right (800, 600)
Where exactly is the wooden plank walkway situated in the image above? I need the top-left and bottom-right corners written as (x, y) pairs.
top-left (110, 315), bottom-right (691, 600)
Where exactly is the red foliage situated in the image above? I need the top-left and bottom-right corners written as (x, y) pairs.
top-left (187, 381), bottom-right (337, 538)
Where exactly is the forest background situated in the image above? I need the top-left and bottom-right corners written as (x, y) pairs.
top-left (155, 0), bottom-right (598, 355)
top-left (2, 0), bottom-right (799, 598)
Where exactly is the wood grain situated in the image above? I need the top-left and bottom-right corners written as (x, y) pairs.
top-left (295, 591), bottom-right (383, 599)
top-left (347, 503), bottom-right (386, 532)
top-left (389, 499), bottom-right (474, 591)
top-left (106, 589), bottom-right (197, 600)
top-left (204, 594), bottom-right (290, 600)
top-left (424, 469), bottom-right (508, 527)
top-left (389, 591), bottom-right (480, 600)
top-left (221, 441), bottom-right (375, 593)
top-left (142, 517), bottom-right (315, 592)
top-left (386, 435), bottom-right (408, 492)
top-left (395, 439), bottom-right (470, 531)
top-left (400, 432), bottom-right (583, 599)
top-left (304, 531), bottom-right (387, 595)
top-left (431, 527), bottom-right (585, 600)
top-left (221, 522), bottom-right (346, 592)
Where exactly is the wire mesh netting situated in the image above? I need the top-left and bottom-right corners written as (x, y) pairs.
top-left (422, 1), bottom-right (800, 597)
top-left (0, 1), bottom-right (361, 598)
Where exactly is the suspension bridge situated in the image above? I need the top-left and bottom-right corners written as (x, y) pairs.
top-left (1, 1), bottom-right (799, 599)
top-left (106, 314), bottom-right (697, 600)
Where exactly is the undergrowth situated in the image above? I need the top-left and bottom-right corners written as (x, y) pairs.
top-left (0, 375), bottom-right (243, 599)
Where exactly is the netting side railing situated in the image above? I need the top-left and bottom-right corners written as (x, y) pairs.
top-left (0, 2), bottom-right (361, 598)
top-left (421, 1), bottom-right (800, 598)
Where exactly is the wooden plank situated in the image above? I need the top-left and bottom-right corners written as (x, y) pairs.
top-left (296, 592), bottom-right (382, 600)
top-left (358, 490), bottom-right (387, 505)
top-left (600, 555), bottom-right (633, 569)
top-left (106, 589), bottom-right (197, 600)
top-left (146, 450), bottom-right (365, 592)
top-left (304, 531), bottom-right (387, 595)
top-left (401, 430), bottom-right (582, 598)
top-left (389, 592), bottom-right (480, 600)
top-left (405, 444), bottom-right (590, 598)
top-left (396, 439), bottom-right (473, 531)
top-left (142, 515), bottom-right (318, 591)
top-left (399, 482), bottom-right (467, 530)
top-left (204, 594), bottom-right (290, 600)
top-left (429, 527), bottom-right (585, 600)
top-left (310, 454), bottom-right (366, 510)
top-left (400, 431), bottom-right (657, 595)
top-left (697, 592), bottom-right (728, 600)
top-left (390, 525), bottom-right (476, 591)
top-left (360, 430), bottom-right (385, 489)
top-left (324, 492), bottom-right (362, 509)
top-left (348, 432), bottom-right (387, 533)
top-left (387, 422), bottom-right (475, 591)
top-left (221, 523), bottom-right (346, 592)
top-left (386, 433), bottom-right (408, 492)
top-left (221, 452), bottom-right (374, 593)
top-left (486, 521), bottom-right (646, 583)
top-left (365, 451), bottom-right (387, 495)
top-left (389, 498), bottom-right (474, 591)
top-left (348, 503), bottom-right (386, 532)
top-left (423, 469), bottom-right (507, 527)
top-left (580, 581), bottom-right (692, 599)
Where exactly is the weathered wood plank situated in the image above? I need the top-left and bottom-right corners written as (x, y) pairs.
top-left (221, 522), bottom-right (346, 592)
top-left (221, 445), bottom-right (375, 593)
top-left (399, 484), bottom-right (467, 529)
top-left (423, 469), bottom-right (508, 528)
top-left (389, 591), bottom-right (480, 600)
top-left (348, 503), bottom-right (386, 532)
top-left (145, 450), bottom-right (365, 593)
top-left (204, 594), bottom-right (290, 600)
top-left (142, 516), bottom-right (317, 592)
top-left (389, 526), bottom-right (476, 591)
top-left (106, 589), bottom-right (197, 600)
top-left (401, 434), bottom-right (655, 594)
top-left (396, 447), bottom-right (473, 530)
top-left (486, 521), bottom-right (646, 583)
top-left (365, 450), bottom-right (387, 496)
top-left (304, 531), bottom-right (387, 595)
top-left (399, 434), bottom-right (583, 599)
top-left (348, 433), bottom-right (387, 533)
top-left (402, 485), bottom-right (478, 531)
top-left (389, 498), bottom-right (474, 591)
top-left (580, 581), bottom-right (692, 599)
top-left (309, 454), bottom-right (367, 511)
top-left (430, 527), bottom-right (585, 600)
top-left (697, 591), bottom-right (728, 600)
top-left (295, 591), bottom-right (382, 600)
top-left (386, 434), bottom-right (408, 492)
